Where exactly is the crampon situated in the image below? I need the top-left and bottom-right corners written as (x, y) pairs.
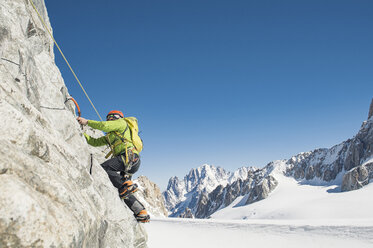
top-left (119, 180), bottom-right (139, 199)
top-left (135, 210), bottom-right (150, 223)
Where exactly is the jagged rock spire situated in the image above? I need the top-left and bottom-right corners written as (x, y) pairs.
top-left (369, 98), bottom-right (373, 119)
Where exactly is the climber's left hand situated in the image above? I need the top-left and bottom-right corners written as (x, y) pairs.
top-left (77, 117), bottom-right (88, 126)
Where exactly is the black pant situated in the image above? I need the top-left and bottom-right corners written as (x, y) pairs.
top-left (101, 153), bottom-right (144, 214)
top-left (101, 153), bottom-right (140, 188)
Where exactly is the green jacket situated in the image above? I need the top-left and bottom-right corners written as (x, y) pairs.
top-left (84, 118), bottom-right (137, 156)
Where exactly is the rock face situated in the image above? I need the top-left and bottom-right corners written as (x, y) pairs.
top-left (134, 176), bottom-right (168, 217)
top-left (0, 0), bottom-right (147, 247)
top-left (342, 162), bottom-right (373, 192)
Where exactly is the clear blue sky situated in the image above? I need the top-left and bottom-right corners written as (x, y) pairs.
top-left (45, 0), bottom-right (373, 190)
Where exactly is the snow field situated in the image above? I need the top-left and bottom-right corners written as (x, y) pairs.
top-left (146, 218), bottom-right (373, 248)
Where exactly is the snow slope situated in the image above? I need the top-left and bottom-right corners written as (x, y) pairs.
top-left (212, 169), bottom-right (373, 221)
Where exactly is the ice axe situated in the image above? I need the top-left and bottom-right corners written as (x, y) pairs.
top-left (66, 97), bottom-right (83, 129)
top-left (68, 97), bottom-right (81, 117)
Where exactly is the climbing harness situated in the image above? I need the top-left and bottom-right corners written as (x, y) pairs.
top-left (28, 0), bottom-right (103, 121)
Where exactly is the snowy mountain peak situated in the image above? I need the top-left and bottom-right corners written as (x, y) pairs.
top-left (166, 176), bottom-right (181, 191)
top-left (185, 164), bottom-right (230, 192)
top-left (228, 166), bottom-right (256, 183)
top-left (163, 164), bottom-right (252, 217)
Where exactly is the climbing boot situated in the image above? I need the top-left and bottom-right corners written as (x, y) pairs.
top-left (135, 210), bottom-right (150, 223)
top-left (119, 180), bottom-right (138, 199)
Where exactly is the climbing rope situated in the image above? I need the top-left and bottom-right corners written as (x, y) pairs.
top-left (28, 0), bottom-right (103, 121)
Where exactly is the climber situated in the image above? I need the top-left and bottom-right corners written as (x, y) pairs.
top-left (77, 110), bottom-right (150, 223)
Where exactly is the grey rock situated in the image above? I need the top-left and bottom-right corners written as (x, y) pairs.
top-left (179, 208), bottom-right (194, 218)
top-left (224, 179), bottom-right (242, 207)
top-left (135, 176), bottom-right (169, 217)
top-left (342, 162), bottom-right (373, 192)
top-left (245, 175), bottom-right (278, 205)
top-left (195, 186), bottom-right (225, 218)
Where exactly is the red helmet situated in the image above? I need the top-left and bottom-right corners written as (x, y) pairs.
top-left (106, 110), bottom-right (124, 120)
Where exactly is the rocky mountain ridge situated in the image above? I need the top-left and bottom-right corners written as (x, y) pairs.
top-left (164, 100), bottom-right (373, 218)
top-left (163, 164), bottom-right (255, 217)
top-left (285, 107), bottom-right (373, 190)
top-left (195, 166), bottom-right (277, 218)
